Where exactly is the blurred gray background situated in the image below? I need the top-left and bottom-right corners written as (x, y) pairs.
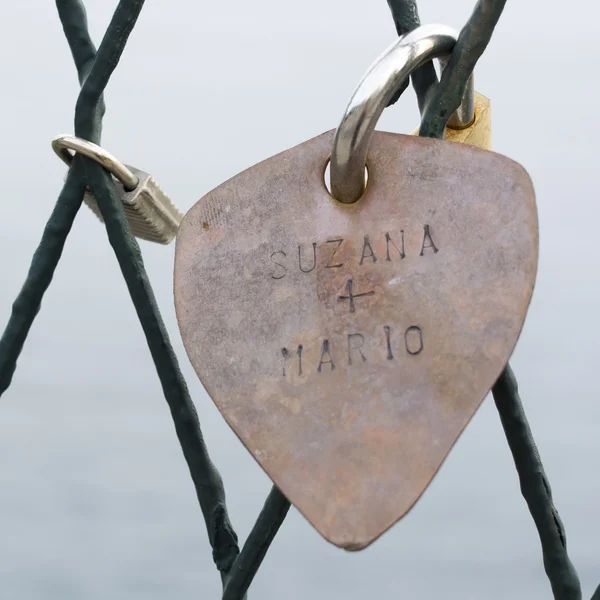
top-left (0, 1), bottom-right (598, 598)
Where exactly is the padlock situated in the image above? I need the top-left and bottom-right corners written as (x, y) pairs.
top-left (52, 135), bottom-right (183, 244)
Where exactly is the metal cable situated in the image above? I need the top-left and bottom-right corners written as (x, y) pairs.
top-left (493, 366), bottom-right (582, 599)
top-left (0, 0), bottom-right (100, 398)
top-left (82, 155), bottom-right (242, 574)
top-left (0, 168), bottom-right (87, 397)
top-left (419, 0), bottom-right (507, 138)
top-left (63, 0), bottom-right (242, 576)
top-left (385, 0), bottom-right (438, 112)
top-left (222, 486), bottom-right (291, 600)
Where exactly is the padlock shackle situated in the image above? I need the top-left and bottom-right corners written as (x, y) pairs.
top-left (330, 24), bottom-right (474, 204)
top-left (51, 135), bottom-right (139, 191)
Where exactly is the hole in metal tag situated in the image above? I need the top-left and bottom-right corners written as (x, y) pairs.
top-left (323, 160), bottom-right (369, 198)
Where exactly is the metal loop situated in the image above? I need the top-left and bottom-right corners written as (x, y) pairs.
top-left (330, 24), bottom-right (474, 204)
top-left (51, 135), bottom-right (139, 191)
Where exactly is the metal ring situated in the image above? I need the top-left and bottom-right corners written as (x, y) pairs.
top-left (51, 135), bottom-right (139, 191)
top-left (330, 24), bottom-right (474, 204)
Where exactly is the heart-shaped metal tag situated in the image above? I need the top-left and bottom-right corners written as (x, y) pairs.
top-left (174, 128), bottom-right (538, 550)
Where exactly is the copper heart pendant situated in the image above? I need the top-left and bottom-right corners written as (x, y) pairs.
top-left (173, 128), bottom-right (538, 550)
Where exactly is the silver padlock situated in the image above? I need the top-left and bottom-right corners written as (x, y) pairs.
top-left (52, 135), bottom-right (183, 244)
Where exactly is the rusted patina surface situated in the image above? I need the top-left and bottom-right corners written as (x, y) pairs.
top-left (173, 129), bottom-right (538, 550)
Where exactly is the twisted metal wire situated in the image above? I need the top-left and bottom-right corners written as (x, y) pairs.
top-left (493, 367), bottom-right (582, 599)
top-left (0, 0), bottom-right (99, 397)
top-left (419, 0), bottom-right (507, 138)
top-left (223, 487), bottom-right (291, 600)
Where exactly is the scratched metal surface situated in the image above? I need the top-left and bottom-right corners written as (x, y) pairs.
top-left (174, 129), bottom-right (538, 549)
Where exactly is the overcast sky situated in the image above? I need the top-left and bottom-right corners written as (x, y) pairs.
top-left (0, 1), bottom-right (598, 599)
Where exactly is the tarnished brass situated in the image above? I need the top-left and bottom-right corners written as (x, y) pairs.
top-left (173, 129), bottom-right (538, 551)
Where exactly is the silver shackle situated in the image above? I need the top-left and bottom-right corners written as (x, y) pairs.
top-left (330, 24), bottom-right (474, 204)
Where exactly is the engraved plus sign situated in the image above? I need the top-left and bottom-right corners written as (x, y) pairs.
top-left (337, 278), bottom-right (374, 313)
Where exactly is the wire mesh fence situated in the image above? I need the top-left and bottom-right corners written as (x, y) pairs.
top-left (0, 1), bottom-right (596, 598)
